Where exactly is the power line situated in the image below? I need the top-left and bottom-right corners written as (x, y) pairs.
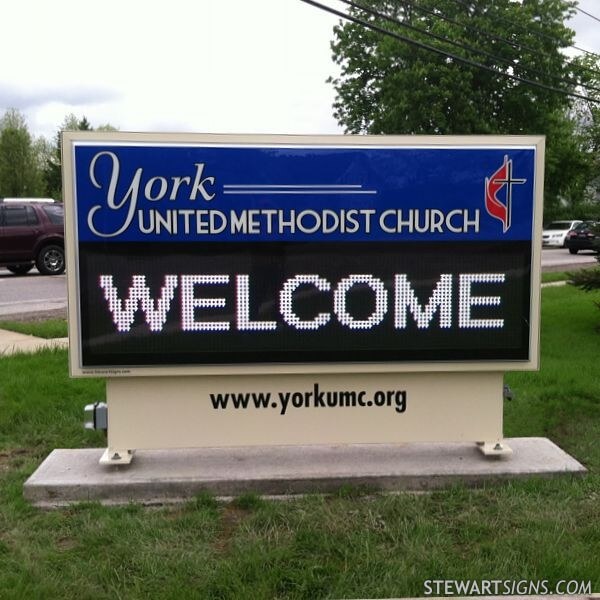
top-left (338, 0), bottom-right (600, 95)
top-left (396, 0), bottom-right (600, 79)
top-left (575, 4), bottom-right (600, 24)
top-left (446, 0), bottom-right (600, 60)
top-left (301, 0), bottom-right (597, 103)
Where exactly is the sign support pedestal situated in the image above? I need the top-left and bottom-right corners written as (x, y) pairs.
top-left (99, 370), bottom-right (510, 464)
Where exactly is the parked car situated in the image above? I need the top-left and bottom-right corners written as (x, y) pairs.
top-left (565, 221), bottom-right (600, 254)
top-left (542, 220), bottom-right (582, 247)
top-left (0, 199), bottom-right (65, 275)
top-left (1, 197), bottom-right (55, 204)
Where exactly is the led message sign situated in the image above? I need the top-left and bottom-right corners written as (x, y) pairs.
top-left (63, 134), bottom-right (543, 376)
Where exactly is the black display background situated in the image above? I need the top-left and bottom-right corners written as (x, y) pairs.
top-left (77, 241), bottom-right (532, 366)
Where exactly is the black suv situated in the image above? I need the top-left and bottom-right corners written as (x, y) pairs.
top-left (0, 200), bottom-right (65, 275)
top-left (565, 220), bottom-right (600, 255)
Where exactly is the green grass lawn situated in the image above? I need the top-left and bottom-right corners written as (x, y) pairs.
top-left (0, 286), bottom-right (599, 599)
top-left (540, 270), bottom-right (569, 284)
top-left (0, 318), bottom-right (68, 339)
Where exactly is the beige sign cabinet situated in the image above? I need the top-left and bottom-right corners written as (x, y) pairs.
top-left (62, 133), bottom-right (544, 465)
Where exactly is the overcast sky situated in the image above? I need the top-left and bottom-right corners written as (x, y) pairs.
top-left (1, 0), bottom-right (598, 141)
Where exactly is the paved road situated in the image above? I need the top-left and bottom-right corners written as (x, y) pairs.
top-left (540, 247), bottom-right (597, 271)
top-left (0, 248), bottom-right (597, 319)
top-left (0, 268), bottom-right (67, 318)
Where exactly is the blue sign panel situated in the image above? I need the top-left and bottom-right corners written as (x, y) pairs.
top-left (74, 144), bottom-right (535, 243)
top-left (67, 136), bottom-right (540, 371)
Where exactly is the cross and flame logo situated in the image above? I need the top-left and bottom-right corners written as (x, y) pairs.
top-left (485, 155), bottom-right (526, 233)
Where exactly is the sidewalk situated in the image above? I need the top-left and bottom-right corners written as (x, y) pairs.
top-left (0, 328), bottom-right (68, 356)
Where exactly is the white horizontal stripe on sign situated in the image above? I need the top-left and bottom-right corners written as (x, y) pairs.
top-left (222, 184), bottom-right (377, 195)
top-left (223, 184), bottom-right (363, 188)
top-left (222, 190), bottom-right (378, 195)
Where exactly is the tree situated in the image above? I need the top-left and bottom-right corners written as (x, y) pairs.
top-left (43, 114), bottom-right (116, 201)
top-left (0, 109), bottom-right (45, 197)
top-left (570, 252), bottom-right (600, 291)
top-left (43, 114), bottom-right (92, 200)
top-left (328, 0), bottom-right (598, 214)
top-left (569, 235), bottom-right (600, 324)
top-left (569, 54), bottom-right (600, 218)
top-left (565, 55), bottom-right (600, 317)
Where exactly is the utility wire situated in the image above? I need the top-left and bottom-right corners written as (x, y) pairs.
top-left (300, 0), bottom-right (597, 103)
top-left (395, 0), bottom-right (600, 79)
top-left (575, 4), bottom-right (600, 24)
top-left (446, 0), bottom-right (600, 60)
top-left (339, 0), bottom-right (600, 95)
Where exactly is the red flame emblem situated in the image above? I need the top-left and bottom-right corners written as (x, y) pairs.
top-left (485, 156), bottom-right (526, 233)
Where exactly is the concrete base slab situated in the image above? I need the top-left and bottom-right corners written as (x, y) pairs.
top-left (24, 437), bottom-right (586, 508)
